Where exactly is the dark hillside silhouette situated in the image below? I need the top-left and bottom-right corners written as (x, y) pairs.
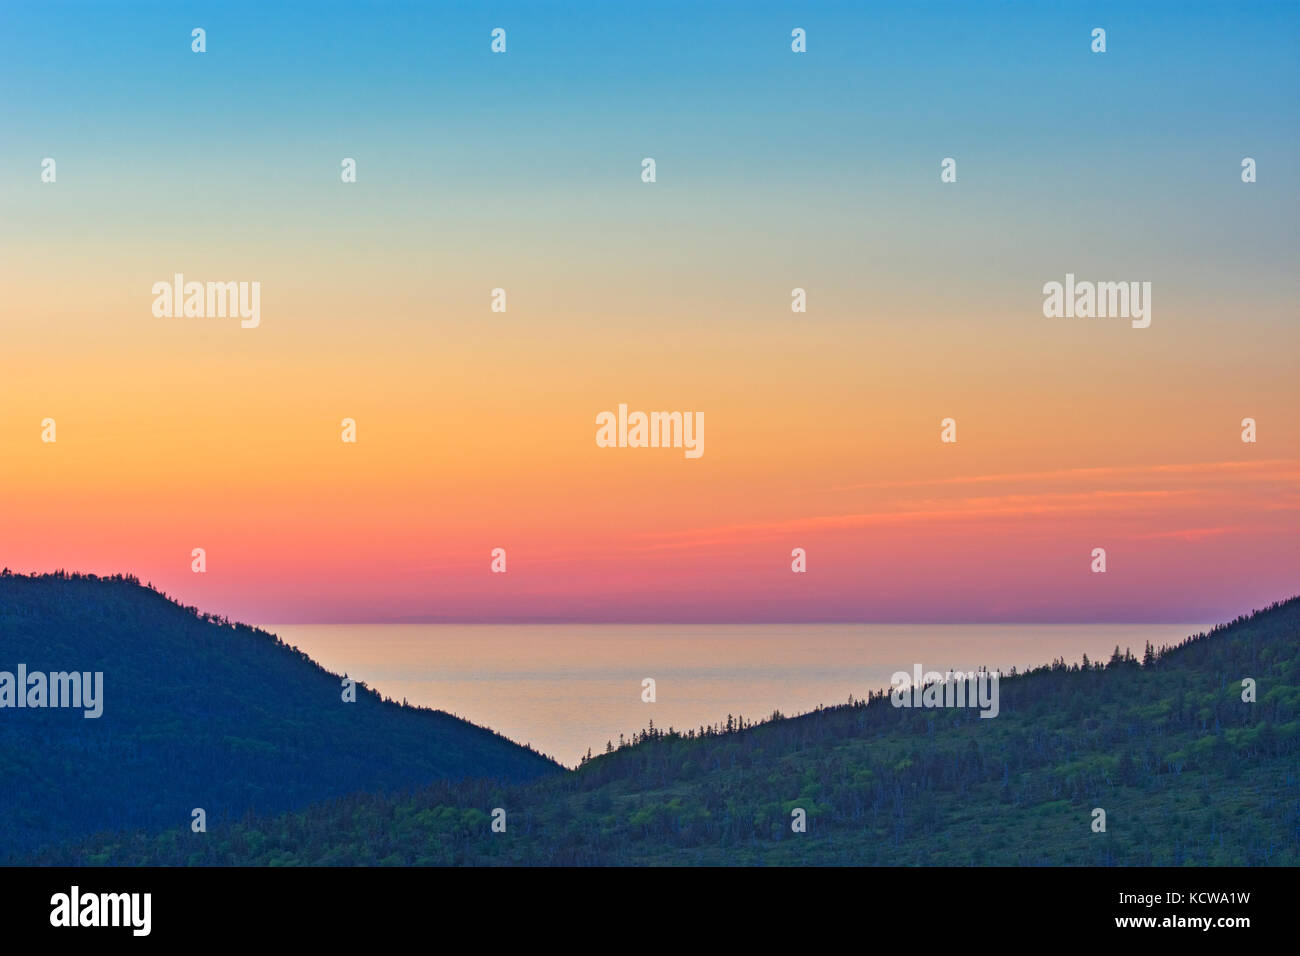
top-left (0, 571), bottom-right (561, 856)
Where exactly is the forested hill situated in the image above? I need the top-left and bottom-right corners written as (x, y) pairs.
top-left (0, 571), bottom-right (561, 856)
top-left (28, 592), bottom-right (1299, 866)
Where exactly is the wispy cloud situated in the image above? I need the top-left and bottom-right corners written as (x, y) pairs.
top-left (627, 461), bottom-right (1299, 552)
top-left (822, 459), bottom-right (1300, 494)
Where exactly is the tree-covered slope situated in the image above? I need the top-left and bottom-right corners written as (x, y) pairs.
top-left (26, 592), bottom-right (1299, 866)
top-left (0, 572), bottom-right (561, 857)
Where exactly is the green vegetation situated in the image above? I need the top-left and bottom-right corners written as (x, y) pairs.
top-left (15, 576), bottom-right (1298, 866)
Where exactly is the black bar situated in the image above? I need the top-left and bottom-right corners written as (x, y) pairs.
top-left (0, 865), bottom-right (1279, 941)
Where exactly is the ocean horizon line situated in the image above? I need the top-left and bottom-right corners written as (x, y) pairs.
top-left (259, 616), bottom-right (1224, 628)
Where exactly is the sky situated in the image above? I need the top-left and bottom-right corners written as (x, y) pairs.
top-left (1, 1), bottom-right (1297, 624)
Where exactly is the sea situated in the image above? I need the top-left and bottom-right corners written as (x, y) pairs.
top-left (267, 622), bottom-right (1207, 767)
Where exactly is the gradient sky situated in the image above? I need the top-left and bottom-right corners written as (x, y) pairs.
top-left (2, 1), bottom-right (1297, 623)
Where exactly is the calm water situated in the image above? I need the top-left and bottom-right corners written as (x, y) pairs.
top-left (267, 623), bottom-right (1206, 767)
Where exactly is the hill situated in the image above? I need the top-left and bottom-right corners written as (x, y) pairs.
top-left (0, 571), bottom-right (561, 857)
top-left (12, 578), bottom-right (1300, 866)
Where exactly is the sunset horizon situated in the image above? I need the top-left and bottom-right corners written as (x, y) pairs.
top-left (2, 0), bottom-right (1298, 925)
